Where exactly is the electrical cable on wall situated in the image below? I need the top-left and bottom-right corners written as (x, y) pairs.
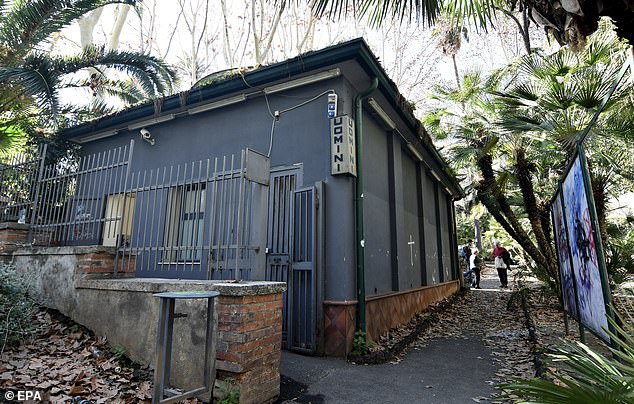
top-left (266, 89), bottom-right (335, 157)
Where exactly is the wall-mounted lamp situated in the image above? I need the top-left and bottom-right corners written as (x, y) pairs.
top-left (140, 128), bottom-right (155, 146)
top-left (406, 143), bottom-right (423, 161)
top-left (263, 68), bottom-right (341, 94)
top-left (367, 97), bottom-right (396, 130)
top-left (127, 114), bottom-right (175, 131)
top-left (188, 94), bottom-right (247, 115)
top-left (76, 129), bottom-right (119, 144)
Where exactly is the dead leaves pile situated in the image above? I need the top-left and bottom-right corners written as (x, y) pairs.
top-left (0, 309), bottom-right (156, 403)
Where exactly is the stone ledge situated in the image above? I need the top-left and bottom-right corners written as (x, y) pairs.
top-left (13, 245), bottom-right (117, 256)
top-left (76, 278), bottom-right (286, 295)
top-left (0, 222), bottom-right (30, 231)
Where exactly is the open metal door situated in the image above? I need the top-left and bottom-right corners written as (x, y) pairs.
top-left (265, 168), bottom-right (300, 346)
top-left (290, 186), bottom-right (317, 353)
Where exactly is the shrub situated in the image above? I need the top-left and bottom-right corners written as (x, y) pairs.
top-left (498, 301), bottom-right (634, 403)
top-left (0, 264), bottom-right (37, 351)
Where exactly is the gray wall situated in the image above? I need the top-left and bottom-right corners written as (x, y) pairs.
top-left (421, 169), bottom-right (440, 285)
top-left (361, 117), bottom-right (393, 295)
top-left (399, 146), bottom-right (423, 290)
top-left (439, 190), bottom-right (452, 281)
top-left (75, 75), bottom-right (458, 302)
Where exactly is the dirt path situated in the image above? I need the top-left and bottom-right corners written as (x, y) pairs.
top-left (412, 265), bottom-right (535, 388)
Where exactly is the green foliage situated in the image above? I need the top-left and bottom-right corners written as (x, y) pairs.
top-left (425, 21), bottom-right (634, 291)
top-left (605, 215), bottom-right (634, 287)
top-left (110, 345), bottom-right (127, 360)
top-left (0, 265), bottom-right (37, 352)
top-left (0, 0), bottom-right (176, 152)
top-left (498, 305), bottom-right (634, 403)
top-left (351, 330), bottom-right (370, 355)
top-left (217, 378), bottom-right (240, 404)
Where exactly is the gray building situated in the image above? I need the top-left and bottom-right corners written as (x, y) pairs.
top-left (60, 38), bottom-right (464, 356)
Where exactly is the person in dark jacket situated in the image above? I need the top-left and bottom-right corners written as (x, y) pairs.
top-left (469, 248), bottom-right (482, 289)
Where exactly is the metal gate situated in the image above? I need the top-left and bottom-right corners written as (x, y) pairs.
top-left (290, 186), bottom-right (316, 352)
top-left (265, 167), bottom-right (318, 353)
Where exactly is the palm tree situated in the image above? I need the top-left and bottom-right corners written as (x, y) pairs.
top-left (303, 0), bottom-right (634, 46)
top-left (427, 22), bottom-right (634, 292)
top-left (0, 0), bottom-right (176, 149)
top-left (425, 70), bottom-right (563, 289)
top-left (495, 23), bottom-right (634, 241)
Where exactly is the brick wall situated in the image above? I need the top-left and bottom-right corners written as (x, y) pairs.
top-left (75, 249), bottom-right (135, 276)
top-left (0, 223), bottom-right (29, 254)
top-left (216, 293), bottom-right (283, 404)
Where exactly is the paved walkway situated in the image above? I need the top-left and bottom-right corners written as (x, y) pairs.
top-left (277, 266), bottom-right (532, 403)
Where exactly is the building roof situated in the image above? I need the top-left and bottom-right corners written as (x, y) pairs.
top-left (60, 38), bottom-right (464, 198)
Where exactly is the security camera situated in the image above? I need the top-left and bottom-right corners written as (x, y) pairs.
top-left (139, 128), bottom-right (155, 145)
top-left (140, 128), bottom-right (151, 139)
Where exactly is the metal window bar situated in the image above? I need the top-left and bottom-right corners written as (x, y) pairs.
top-left (0, 145), bottom-right (46, 224)
top-left (30, 143), bottom-right (131, 246)
top-left (116, 149), bottom-right (268, 279)
top-left (3, 141), bottom-right (268, 280)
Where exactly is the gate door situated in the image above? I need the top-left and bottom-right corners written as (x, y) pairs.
top-left (265, 168), bottom-right (300, 346)
top-left (290, 186), bottom-right (317, 353)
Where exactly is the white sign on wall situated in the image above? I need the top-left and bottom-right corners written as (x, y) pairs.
top-left (330, 115), bottom-right (356, 176)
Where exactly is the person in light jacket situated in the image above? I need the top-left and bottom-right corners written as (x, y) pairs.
top-left (491, 241), bottom-right (510, 288)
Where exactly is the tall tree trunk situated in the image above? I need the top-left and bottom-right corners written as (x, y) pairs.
top-left (78, 8), bottom-right (104, 48)
top-left (108, 5), bottom-right (131, 50)
top-left (452, 54), bottom-right (460, 89)
top-left (521, 7), bottom-right (531, 54)
top-left (476, 152), bottom-right (555, 282)
top-left (221, 0), bottom-right (234, 67)
top-left (590, 170), bottom-right (609, 245)
top-left (497, 7), bottom-right (532, 54)
top-left (514, 148), bottom-right (560, 290)
top-left (514, 149), bottom-right (557, 265)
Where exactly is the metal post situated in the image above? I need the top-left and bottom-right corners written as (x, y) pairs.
top-left (153, 297), bottom-right (175, 404)
top-left (114, 140), bottom-right (135, 275)
top-left (28, 144), bottom-right (48, 243)
top-left (354, 77), bottom-right (378, 336)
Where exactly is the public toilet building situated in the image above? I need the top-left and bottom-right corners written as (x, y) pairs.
top-left (48, 38), bottom-right (464, 356)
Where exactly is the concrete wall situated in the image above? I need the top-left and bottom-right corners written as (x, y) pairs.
top-left (8, 247), bottom-right (285, 404)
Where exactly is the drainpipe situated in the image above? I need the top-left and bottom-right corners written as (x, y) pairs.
top-left (354, 77), bottom-right (378, 337)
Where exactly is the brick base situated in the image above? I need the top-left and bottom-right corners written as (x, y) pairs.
top-left (75, 249), bottom-right (135, 276)
top-left (215, 292), bottom-right (283, 404)
top-left (323, 301), bottom-right (356, 357)
top-left (0, 222), bottom-right (29, 254)
top-left (323, 281), bottom-right (460, 357)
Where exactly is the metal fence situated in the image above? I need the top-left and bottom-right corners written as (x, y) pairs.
top-left (0, 140), bottom-right (270, 279)
top-left (30, 144), bottom-right (132, 246)
top-left (0, 146), bottom-right (46, 224)
top-left (116, 149), bottom-right (270, 280)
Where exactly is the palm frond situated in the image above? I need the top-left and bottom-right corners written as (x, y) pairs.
top-left (0, 0), bottom-right (134, 62)
top-left (498, 306), bottom-right (634, 404)
top-left (441, 0), bottom-right (497, 31)
top-left (570, 67), bottom-right (616, 109)
top-left (53, 45), bottom-right (176, 96)
top-left (309, 0), bottom-right (442, 27)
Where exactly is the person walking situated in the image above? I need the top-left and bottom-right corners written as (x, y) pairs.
top-left (492, 241), bottom-right (510, 288)
top-left (469, 248), bottom-right (482, 289)
top-left (461, 239), bottom-right (473, 284)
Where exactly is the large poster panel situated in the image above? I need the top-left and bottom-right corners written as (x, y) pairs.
top-left (551, 191), bottom-right (578, 320)
top-left (561, 154), bottom-right (609, 341)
